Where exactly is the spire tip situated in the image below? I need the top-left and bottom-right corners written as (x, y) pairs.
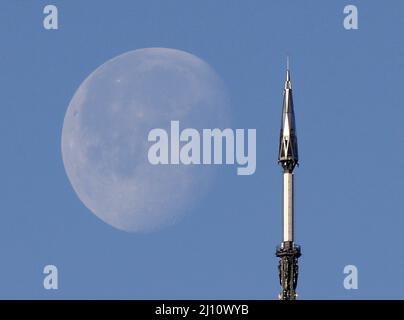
top-left (285, 56), bottom-right (291, 84)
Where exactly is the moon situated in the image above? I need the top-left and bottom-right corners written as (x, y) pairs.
top-left (61, 48), bottom-right (229, 232)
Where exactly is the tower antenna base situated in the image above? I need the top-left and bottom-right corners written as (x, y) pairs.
top-left (276, 241), bottom-right (301, 300)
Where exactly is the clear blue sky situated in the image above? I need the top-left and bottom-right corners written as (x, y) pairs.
top-left (0, 0), bottom-right (403, 299)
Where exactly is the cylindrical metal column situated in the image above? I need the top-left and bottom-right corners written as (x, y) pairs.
top-left (283, 172), bottom-right (294, 242)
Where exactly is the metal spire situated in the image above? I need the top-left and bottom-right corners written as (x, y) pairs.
top-left (276, 62), bottom-right (302, 300)
top-left (286, 56), bottom-right (291, 85)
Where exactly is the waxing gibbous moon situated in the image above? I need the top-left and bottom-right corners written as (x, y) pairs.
top-left (61, 48), bottom-right (229, 232)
